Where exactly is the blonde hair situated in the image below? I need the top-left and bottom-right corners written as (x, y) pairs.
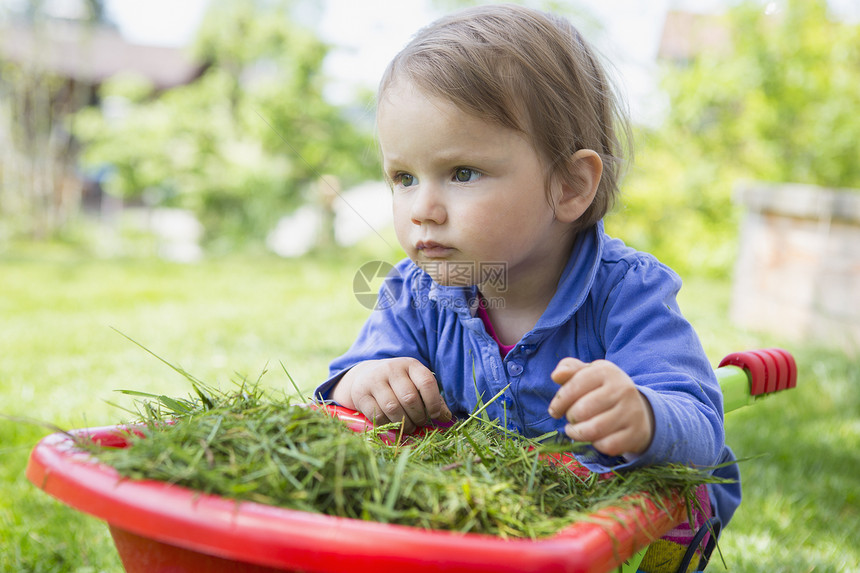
top-left (378, 3), bottom-right (631, 230)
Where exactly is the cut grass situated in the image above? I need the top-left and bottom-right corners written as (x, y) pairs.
top-left (1, 254), bottom-right (858, 572)
top-left (81, 378), bottom-right (722, 540)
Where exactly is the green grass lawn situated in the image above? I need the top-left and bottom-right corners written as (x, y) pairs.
top-left (1, 247), bottom-right (858, 572)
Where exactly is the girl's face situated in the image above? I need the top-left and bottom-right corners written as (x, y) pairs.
top-left (377, 81), bottom-right (574, 300)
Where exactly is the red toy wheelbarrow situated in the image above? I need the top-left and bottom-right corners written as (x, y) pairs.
top-left (27, 348), bottom-right (796, 573)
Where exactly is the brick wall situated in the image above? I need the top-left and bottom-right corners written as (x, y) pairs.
top-left (731, 183), bottom-right (860, 353)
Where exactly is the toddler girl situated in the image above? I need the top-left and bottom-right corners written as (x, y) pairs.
top-left (315, 4), bottom-right (740, 564)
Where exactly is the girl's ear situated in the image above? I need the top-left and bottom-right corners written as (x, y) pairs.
top-left (552, 149), bottom-right (603, 224)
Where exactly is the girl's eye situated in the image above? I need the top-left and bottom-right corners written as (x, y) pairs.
top-left (393, 173), bottom-right (417, 188)
top-left (454, 168), bottom-right (481, 183)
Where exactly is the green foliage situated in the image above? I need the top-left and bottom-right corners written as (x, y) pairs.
top-left (73, 0), bottom-right (379, 248)
top-left (608, 0), bottom-right (860, 277)
top-left (666, 0), bottom-right (860, 188)
top-left (607, 127), bottom-right (743, 278)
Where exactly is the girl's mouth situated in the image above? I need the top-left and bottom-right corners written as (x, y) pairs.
top-left (416, 241), bottom-right (455, 258)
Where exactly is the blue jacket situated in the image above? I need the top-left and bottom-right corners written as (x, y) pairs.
top-left (316, 222), bottom-right (741, 527)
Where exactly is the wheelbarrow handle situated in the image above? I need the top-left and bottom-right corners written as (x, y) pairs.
top-left (715, 348), bottom-right (797, 413)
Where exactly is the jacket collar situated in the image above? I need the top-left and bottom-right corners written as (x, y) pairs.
top-left (536, 221), bottom-right (604, 331)
top-left (424, 221), bottom-right (605, 330)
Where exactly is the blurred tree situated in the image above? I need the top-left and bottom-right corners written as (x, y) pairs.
top-left (74, 0), bottom-right (379, 250)
top-left (607, 0), bottom-right (860, 277)
top-left (663, 0), bottom-right (860, 188)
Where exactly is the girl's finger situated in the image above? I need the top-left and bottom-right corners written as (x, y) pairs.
top-left (407, 361), bottom-right (452, 422)
top-left (565, 406), bottom-right (626, 446)
top-left (550, 357), bottom-right (588, 384)
top-left (548, 362), bottom-right (603, 419)
top-left (569, 399), bottom-right (652, 457)
top-left (563, 375), bottom-right (628, 423)
top-left (388, 369), bottom-right (431, 429)
top-left (368, 384), bottom-right (415, 433)
top-left (592, 424), bottom-right (645, 459)
top-left (353, 394), bottom-right (386, 425)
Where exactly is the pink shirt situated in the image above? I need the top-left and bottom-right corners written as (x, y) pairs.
top-left (476, 297), bottom-right (515, 357)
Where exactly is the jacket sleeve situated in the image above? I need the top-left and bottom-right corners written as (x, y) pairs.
top-left (580, 254), bottom-right (726, 471)
top-left (314, 259), bottom-right (433, 402)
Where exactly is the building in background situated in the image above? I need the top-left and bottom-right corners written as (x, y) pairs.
top-left (0, 6), bottom-right (204, 239)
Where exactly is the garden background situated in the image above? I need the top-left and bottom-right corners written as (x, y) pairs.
top-left (1, 0), bottom-right (858, 571)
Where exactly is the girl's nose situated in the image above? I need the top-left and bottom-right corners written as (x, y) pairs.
top-left (410, 184), bottom-right (447, 225)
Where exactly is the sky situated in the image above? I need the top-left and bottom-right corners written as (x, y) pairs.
top-left (103, 0), bottom-right (674, 123)
top-left (101, 0), bottom-right (860, 125)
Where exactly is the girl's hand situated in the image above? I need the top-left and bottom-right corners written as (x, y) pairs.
top-left (548, 358), bottom-right (654, 457)
top-left (331, 357), bottom-right (452, 433)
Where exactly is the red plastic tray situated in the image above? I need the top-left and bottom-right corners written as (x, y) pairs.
top-left (27, 411), bottom-right (687, 573)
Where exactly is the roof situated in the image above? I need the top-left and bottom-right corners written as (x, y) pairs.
top-left (0, 21), bottom-right (204, 89)
top-left (658, 11), bottom-right (731, 62)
